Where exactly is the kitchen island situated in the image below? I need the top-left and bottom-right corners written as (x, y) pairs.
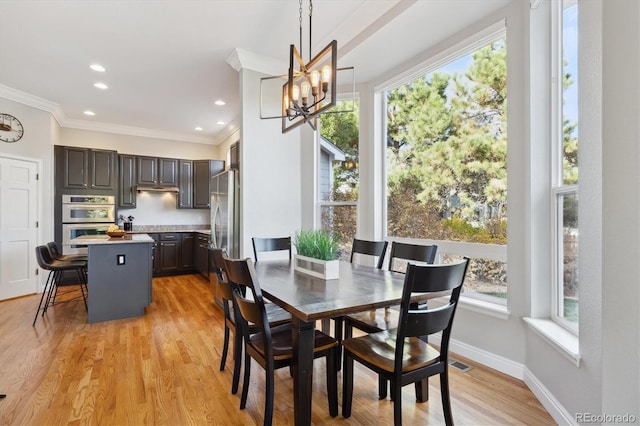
top-left (70, 234), bottom-right (154, 323)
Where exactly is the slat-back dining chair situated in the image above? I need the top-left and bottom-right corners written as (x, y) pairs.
top-left (333, 238), bottom-right (388, 369)
top-left (342, 258), bottom-right (470, 426)
top-left (344, 240), bottom-right (437, 398)
top-left (223, 255), bottom-right (338, 426)
top-left (251, 237), bottom-right (292, 262)
top-left (212, 248), bottom-right (290, 396)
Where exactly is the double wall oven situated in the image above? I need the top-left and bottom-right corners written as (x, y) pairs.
top-left (62, 195), bottom-right (115, 255)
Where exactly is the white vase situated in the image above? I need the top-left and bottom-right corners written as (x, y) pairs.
top-left (293, 254), bottom-right (340, 280)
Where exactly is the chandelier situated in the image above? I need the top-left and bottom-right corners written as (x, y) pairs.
top-left (260, 0), bottom-right (354, 133)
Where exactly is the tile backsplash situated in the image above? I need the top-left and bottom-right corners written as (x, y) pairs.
top-left (118, 191), bottom-right (209, 226)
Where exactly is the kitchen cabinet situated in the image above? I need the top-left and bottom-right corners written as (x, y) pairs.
top-left (193, 160), bottom-right (225, 209)
top-left (158, 233), bottom-right (180, 273)
top-left (195, 233), bottom-right (210, 278)
top-left (181, 233), bottom-right (196, 269)
top-left (178, 160), bottom-right (194, 208)
top-left (118, 154), bottom-right (137, 208)
top-left (55, 146), bottom-right (117, 193)
top-left (150, 233), bottom-right (160, 274)
top-left (137, 156), bottom-right (179, 187)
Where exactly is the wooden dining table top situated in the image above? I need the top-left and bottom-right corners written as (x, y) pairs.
top-left (254, 259), bottom-right (421, 322)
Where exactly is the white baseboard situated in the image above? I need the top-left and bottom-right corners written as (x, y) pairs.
top-left (523, 367), bottom-right (577, 425)
top-left (431, 334), bottom-right (573, 425)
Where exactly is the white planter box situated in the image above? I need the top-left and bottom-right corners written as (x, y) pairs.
top-left (294, 254), bottom-right (340, 280)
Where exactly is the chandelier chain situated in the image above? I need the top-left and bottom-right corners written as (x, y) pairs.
top-left (299, 0), bottom-right (303, 60)
top-left (308, 0), bottom-right (313, 63)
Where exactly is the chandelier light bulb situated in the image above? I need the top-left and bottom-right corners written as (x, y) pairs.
top-left (321, 65), bottom-right (331, 92)
top-left (301, 81), bottom-right (310, 105)
top-left (292, 84), bottom-right (300, 101)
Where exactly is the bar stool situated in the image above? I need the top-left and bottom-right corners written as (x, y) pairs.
top-left (32, 245), bottom-right (88, 326)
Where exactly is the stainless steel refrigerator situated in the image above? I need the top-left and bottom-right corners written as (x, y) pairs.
top-left (210, 169), bottom-right (239, 258)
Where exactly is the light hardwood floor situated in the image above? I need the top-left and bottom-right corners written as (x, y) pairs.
top-left (0, 274), bottom-right (555, 425)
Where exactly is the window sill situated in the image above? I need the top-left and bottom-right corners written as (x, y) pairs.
top-left (459, 296), bottom-right (510, 319)
top-left (523, 317), bottom-right (581, 366)
top-left (430, 295), bottom-right (510, 319)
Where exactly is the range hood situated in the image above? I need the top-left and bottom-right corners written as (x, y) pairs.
top-left (136, 186), bottom-right (179, 193)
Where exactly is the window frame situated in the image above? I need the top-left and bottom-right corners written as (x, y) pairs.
top-left (550, 0), bottom-right (579, 334)
top-left (380, 22), bottom-right (508, 307)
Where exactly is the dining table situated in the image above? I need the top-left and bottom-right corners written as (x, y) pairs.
top-left (254, 259), bottom-right (438, 426)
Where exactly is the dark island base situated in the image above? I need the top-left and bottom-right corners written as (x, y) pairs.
top-left (87, 242), bottom-right (152, 323)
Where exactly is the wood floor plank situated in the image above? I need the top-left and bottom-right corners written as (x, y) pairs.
top-left (0, 274), bottom-right (555, 425)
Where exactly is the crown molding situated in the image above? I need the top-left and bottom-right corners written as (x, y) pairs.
top-left (1, 84), bottom-right (216, 145)
top-left (227, 48), bottom-right (287, 76)
top-left (0, 84), bottom-right (63, 119)
top-left (212, 116), bottom-right (240, 145)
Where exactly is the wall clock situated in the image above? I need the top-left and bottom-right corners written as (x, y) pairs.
top-left (0, 113), bottom-right (24, 143)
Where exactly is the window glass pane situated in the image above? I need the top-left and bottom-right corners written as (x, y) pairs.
top-left (562, 2), bottom-right (579, 185)
top-left (319, 100), bottom-right (359, 261)
top-left (320, 204), bottom-right (357, 261)
top-left (558, 192), bottom-right (579, 323)
top-left (445, 254), bottom-right (507, 300)
top-left (385, 37), bottom-right (507, 301)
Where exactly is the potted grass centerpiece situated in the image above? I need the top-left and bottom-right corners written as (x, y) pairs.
top-left (292, 230), bottom-right (340, 280)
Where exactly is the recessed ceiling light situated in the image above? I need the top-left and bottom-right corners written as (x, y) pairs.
top-left (214, 100), bottom-right (226, 106)
top-left (94, 82), bottom-right (108, 90)
top-left (84, 110), bottom-right (95, 116)
top-left (216, 121), bottom-right (225, 125)
top-left (90, 64), bottom-right (106, 72)
top-left (195, 126), bottom-right (203, 131)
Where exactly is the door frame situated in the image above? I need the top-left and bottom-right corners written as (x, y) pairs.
top-left (0, 152), bottom-right (43, 294)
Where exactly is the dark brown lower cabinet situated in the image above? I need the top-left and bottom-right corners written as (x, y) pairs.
top-left (149, 232), bottom-right (209, 277)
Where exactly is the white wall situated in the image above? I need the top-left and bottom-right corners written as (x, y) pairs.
top-left (238, 68), bottom-right (302, 259)
top-left (0, 97), bottom-right (56, 250)
top-left (600, 0), bottom-right (640, 417)
top-left (118, 192), bottom-right (209, 226)
top-left (59, 127), bottom-right (217, 159)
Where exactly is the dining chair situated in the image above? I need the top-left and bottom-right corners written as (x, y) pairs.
top-left (212, 249), bottom-right (290, 396)
top-left (251, 236), bottom-right (292, 262)
top-left (222, 255), bottom-right (338, 426)
top-left (32, 244), bottom-right (88, 326)
top-left (333, 238), bottom-right (388, 369)
top-left (342, 258), bottom-right (470, 426)
top-left (343, 240), bottom-right (437, 398)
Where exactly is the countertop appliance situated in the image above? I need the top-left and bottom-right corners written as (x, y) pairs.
top-left (62, 194), bottom-right (115, 255)
top-left (210, 169), bottom-right (239, 258)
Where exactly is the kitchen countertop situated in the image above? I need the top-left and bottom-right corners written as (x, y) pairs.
top-left (71, 234), bottom-right (155, 244)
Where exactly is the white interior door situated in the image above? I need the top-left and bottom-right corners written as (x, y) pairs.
top-left (0, 157), bottom-right (38, 300)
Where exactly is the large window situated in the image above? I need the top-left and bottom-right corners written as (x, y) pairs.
top-left (552, 0), bottom-right (579, 331)
top-left (319, 100), bottom-right (359, 261)
top-left (385, 30), bottom-right (507, 303)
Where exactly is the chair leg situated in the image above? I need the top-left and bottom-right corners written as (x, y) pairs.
top-left (342, 349), bottom-right (354, 418)
top-left (264, 364), bottom-right (275, 426)
top-left (231, 329), bottom-right (242, 394)
top-left (32, 271), bottom-right (53, 326)
top-left (333, 317), bottom-right (343, 371)
top-left (220, 325), bottom-right (230, 371)
top-left (392, 380), bottom-right (403, 426)
top-left (379, 375), bottom-right (388, 400)
top-left (42, 270), bottom-right (60, 314)
top-left (75, 268), bottom-right (88, 311)
top-left (441, 369), bottom-right (454, 426)
top-left (326, 348), bottom-right (338, 417)
top-left (240, 351), bottom-right (251, 409)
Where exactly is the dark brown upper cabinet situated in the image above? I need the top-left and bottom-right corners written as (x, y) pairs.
top-left (193, 160), bottom-right (225, 209)
top-left (137, 156), bottom-right (178, 188)
top-left (178, 160), bottom-right (194, 208)
top-left (118, 154), bottom-right (137, 208)
top-left (55, 146), bottom-right (117, 194)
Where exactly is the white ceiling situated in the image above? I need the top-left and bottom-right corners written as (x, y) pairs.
top-left (0, 0), bottom-right (511, 145)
